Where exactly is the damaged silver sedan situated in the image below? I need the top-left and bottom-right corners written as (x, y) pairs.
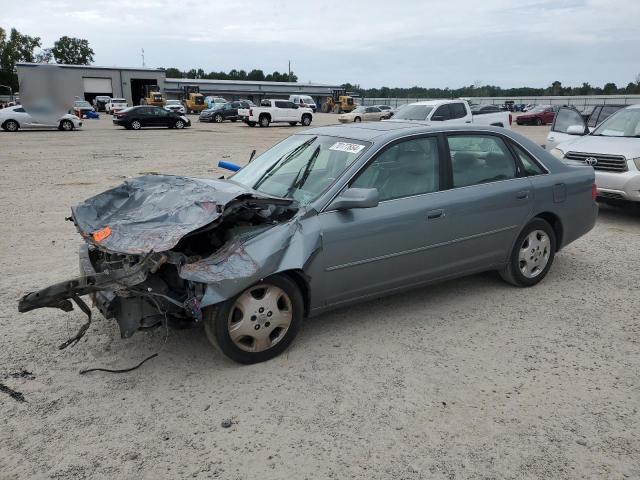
top-left (19, 123), bottom-right (598, 363)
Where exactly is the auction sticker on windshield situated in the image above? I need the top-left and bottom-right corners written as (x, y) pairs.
top-left (329, 142), bottom-right (365, 154)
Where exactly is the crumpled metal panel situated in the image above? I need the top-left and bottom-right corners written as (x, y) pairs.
top-left (71, 175), bottom-right (253, 255)
top-left (180, 211), bottom-right (323, 307)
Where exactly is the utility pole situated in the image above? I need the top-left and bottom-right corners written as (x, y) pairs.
top-left (288, 60), bottom-right (291, 80)
top-left (141, 48), bottom-right (145, 68)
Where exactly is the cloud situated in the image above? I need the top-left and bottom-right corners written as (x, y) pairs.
top-left (2, 0), bottom-right (638, 88)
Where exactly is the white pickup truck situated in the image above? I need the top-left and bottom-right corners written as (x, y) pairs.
top-left (388, 99), bottom-right (512, 128)
top-left (105, 98), bottom-right (129, 114)
top-left (242, 99), bottom-right (313, 128)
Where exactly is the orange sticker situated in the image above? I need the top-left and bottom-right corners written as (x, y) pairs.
top-left (92, 226), bottom-right (112, 242)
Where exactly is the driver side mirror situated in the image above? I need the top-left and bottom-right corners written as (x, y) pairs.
top-left (328, 188), bottom-right (379, 211)
top-left (566, 124), bottom-right (587, 135)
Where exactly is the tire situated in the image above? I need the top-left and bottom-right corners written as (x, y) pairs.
top-left (259, 115), bottom-right (270, 128)
top-left (500, 218), bottom-right (556, 287)
top-left (130, 120), bottom-right (142, 130)
top-left (4, 120), bottom-right (19, 132)
top-left (204, 274), bottom-right (304, 364)
top-left (354, 116), bottom-right (361, 123)
top-left (301, 114), bottom-right (312, 126)
top-left (535, 118), bottom-right (543, 126)
top-left (174, 119), bottom-right (186, 129)
top-left (289, 121), bottom-right (298, 126)
top-left (60, 120), bottom-right (74, 131)
top-left (230, 118), bottom-right (237, 122)
top-left (247, 121), bottom-right (256, 127)
top-left (214, 114), bottom-right (223, 123)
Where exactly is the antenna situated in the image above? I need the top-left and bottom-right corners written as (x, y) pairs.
top-left (141, 48), bottom-right (145, 68)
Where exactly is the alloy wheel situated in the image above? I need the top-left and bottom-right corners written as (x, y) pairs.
top-left (227, 284), bottom-right (293, 353)
top-left (518, 230), bottom-right (551, 278)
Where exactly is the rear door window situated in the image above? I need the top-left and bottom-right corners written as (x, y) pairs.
top-left (447, 135), bottom-right (517, 187)
top-left (433, 104), bottom-right (451, 120)
top-left (449, 103), bottom-right (467, 119)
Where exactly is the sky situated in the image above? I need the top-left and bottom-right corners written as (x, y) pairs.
top-left (3, 0), bottom-right (639, 89)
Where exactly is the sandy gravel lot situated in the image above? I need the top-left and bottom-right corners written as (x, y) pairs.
top-left (1, 113), bottom-right (639, 479)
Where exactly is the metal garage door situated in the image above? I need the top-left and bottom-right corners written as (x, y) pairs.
top-left (83, 77), bottom-right (112, 93)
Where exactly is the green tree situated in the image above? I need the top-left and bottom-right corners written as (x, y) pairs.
top-left (0, 27), bottom-right (42, 91)
top-left (602, 82), bottom-right (618, 95)
top-left (35, 48), bottom-right (53, 63)
top-left (164, 67), bottom-right (181, 78)
top-left (51, 36), bottom-right (94, 64)
top-left (247, 69), bottom-right (265, 81)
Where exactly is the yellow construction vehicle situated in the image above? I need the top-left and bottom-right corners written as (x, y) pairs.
top-left (321, 88), bottom-right (357, 113)
top-left (181, 85), bottom-right (206, 114)
top-left (141, 85), bottom-right (165, 107)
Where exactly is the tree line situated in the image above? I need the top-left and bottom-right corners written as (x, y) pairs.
top-left (0, 26), bottom-right (94, 92)
top-left (163, 67), bottom-right (298, 83)
top-left (343, 78), bottom-right (640, 99)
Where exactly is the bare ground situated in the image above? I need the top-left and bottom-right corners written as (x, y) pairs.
top-left (0, 114), bottom-right (638, 479)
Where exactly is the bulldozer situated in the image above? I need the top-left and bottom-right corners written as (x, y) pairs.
top-left (141, 85), bottom-right (165, 107)
top-left (181, 85), bottom-right (206, 114)
top-left (321, 88), bottom-right (357, 113)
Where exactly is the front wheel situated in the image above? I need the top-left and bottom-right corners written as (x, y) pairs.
top-left (214, 114), bottom-right (223, 123)
top-left (204, 274), bottom-right (304, 364)
top-left (535, 118), bottom-right (543, 126)
top-left (174, 119), bottom-right (185, 129)
top-left (354, 116), bottom-right (361, 123)
top-left (60, 120), bottom-right (74, 131)
top-left (130, 120), bottom-right (142, 130)
top-left (4, 120), bottom-right (19, 132)
top-left (301, 114), bottom-right (312, 126)
top-left (500, 218), bottom-right (556, 287)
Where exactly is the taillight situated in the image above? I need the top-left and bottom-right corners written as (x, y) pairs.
top-left (509, 113), bottom-right (513, 125)
top-left (249, 109), bottom-right (253, 116)
top-left (592, 183), bottom-right (598, 200)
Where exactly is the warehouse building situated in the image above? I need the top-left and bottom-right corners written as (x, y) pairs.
top-left (16, 63), bottom-right (341, 107)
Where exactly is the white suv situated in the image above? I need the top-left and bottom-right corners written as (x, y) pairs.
top-left (550, 105), bottom-right (640, 203)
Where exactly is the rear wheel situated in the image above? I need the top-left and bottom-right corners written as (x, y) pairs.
top-left (4, 120), bottom-right (19, 132)
top-left (130, 120), bottom-right (142, 130)
top-left (500, 218), bottom-right (556, 287)
top-left (301, 114), bottom-right (312, 126)
top-left (259, 115), bottom-right (270, 127)
top-left (535, 118), bottom-right (543, 126)
top-left (204, 274), bottom-right (304, 364)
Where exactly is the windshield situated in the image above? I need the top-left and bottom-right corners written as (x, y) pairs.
top-left (392, 105), bottom-right (434, 121)
top-left (592, 108), bottom-right (640, 137)
top-left (230, 135), bottom-right (370, 204)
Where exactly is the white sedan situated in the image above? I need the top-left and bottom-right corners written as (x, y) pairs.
top-left (164, 100), bottom-right (186, 115)
top-left (0, 105), bottom-right (82, 132)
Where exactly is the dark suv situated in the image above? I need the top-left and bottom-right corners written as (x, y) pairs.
top-left (112, 106), bottom-right (191, 130)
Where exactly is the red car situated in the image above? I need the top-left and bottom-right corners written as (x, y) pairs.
top-left (516, 105), bottom-right (556, 126)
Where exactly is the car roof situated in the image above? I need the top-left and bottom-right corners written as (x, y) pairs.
top-left (303, 121), bottom-right (514, 143)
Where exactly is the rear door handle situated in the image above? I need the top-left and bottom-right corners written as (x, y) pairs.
top-left (427, 209), bottom-right (444, 219)
top-left (516, 190), bottom-right (530, 199)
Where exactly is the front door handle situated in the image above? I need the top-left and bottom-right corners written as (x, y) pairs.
top-left (516, 190), bottom-right (530, 199)
top-left (427, 209), bottom-right (444, 219)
